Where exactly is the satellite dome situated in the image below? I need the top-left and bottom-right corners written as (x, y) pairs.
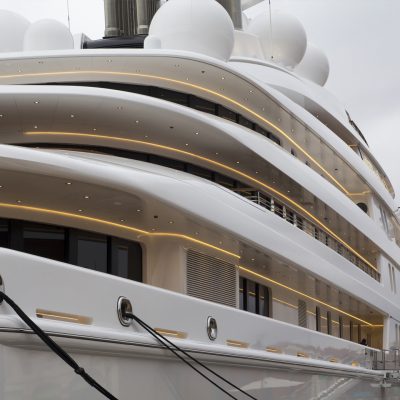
top-left (23, 19), bottom-right (74, 51)
top-left (0, 10), bottom-right (30, 53)
top-left (145, 0), bottom-right (235, 61)
top-left (295, 43), bottom-right (330, 86)
top-left (247, 10), bottom-right (307, 69)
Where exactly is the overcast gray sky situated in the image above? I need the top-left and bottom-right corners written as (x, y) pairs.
top-left (1, 0), bottom-right (399, 205)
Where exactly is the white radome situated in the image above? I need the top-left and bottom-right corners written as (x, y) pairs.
top-left (144, 0), bottom-right (235, 61)
top-left (23, 19), bottom-right (74, 51)
top-left (295, 43), bottom-right (330, 86)
top-left (247, 10), bottom-right (307, 69)
top-left (0, 10), bottom-right (30, 53)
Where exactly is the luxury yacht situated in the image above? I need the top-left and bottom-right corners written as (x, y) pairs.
top-left (0, 0), bottom-right (399, 398)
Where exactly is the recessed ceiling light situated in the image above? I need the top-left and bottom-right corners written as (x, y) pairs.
top-left (34, 100), bottom-right (40, 104)
top-left (236, 161), bottom-right (240, 164)
top-left (136, 209), bottom-right (141, 212)
top-left (195, 132), bottom-right (199, 135)
top-left (255, 171), bottom-right (259, 174)
top-left (84, 195), bottom-right (89, 199)
top-left (107, 59), bottom-right (112, 63)
top-left (70, 114), bottom-right (75, 118)
top-left (34, 125), bottom-right (38, 129)
top-left (221, 77), bottom-right (225, 80)
top-left (135, 120), bottom-right (139, 124)
top-left (78, 209), bottom-right (83, 212)
top-left (17, 200), bottom-right (22, 203)
top-left (0, 115), bottom-right (3, 118)
top-left (169, 221), bottom-right (173, 224)
top-left (120, 219), bottom-right (125, 222)
top-left (144, 135), bottom-right (148, 138)
top-left (215, 152), bottom-right (219, 155)
top-left (151, 228), bottom-right (156, 231)
top-left (0, 185), bottom-right (3, 188)
top-left (185, 143), bottom-right (189, 146)
top-left (66, 182), bottom-right (72, 185)
top-left (93, 128), bottom-right (97, 131)
top-left (251, 258), bottom-right (255, 261)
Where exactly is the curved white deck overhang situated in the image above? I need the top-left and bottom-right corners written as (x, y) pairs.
top-left (0, 144), bottom-right (398, 321)
top-left (0, 49), bottom-right (394, 208)
top-left (0, 84), bottom-right (397, 270)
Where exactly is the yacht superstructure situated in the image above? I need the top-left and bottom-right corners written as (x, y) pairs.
top-left (0, 0), bottom-right (399, 398)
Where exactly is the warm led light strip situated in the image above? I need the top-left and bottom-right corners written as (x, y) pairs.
top-left (239, 266), bottom-right (379, 326)
top-left (36, 309), bottom-right (92, 325)
top-left (0, 202), bottom-right (239, 259)
top-left (1, 68), bottom-right (358, 194)
top-left (154, 328), bottom-right (187, 339)
top-left (226, 339), bottom-right (249, 348)
top-left (25, 131), bottom-right (378, 273)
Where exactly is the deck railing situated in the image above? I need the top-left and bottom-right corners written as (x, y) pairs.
top-left (373, 349), bottom-right (400, 371)
top-left (236, 189), bottom-right (380, 281)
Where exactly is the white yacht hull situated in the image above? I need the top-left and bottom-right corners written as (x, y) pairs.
top-left (0, 338), bottom-right (398, 400)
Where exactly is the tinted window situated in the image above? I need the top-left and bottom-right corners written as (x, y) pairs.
top-left (217, 105), bottom-right (237, 122)
top-left (111, 238), bottom-right (142, 282)
top-left (247, 280), bottom-right (256, 313)
top-left (0, 219), bottom-right (9, 248)
top-left (71, 230), bottom-right (108, 273)
top-left (186, 164), bottom-right (213, 180)
top-left (189, 96), bottom-right (216, 114)
top-left (238, 116), bottom-right (254, 130)
top-left (22, 222), bottom-right (65, 262)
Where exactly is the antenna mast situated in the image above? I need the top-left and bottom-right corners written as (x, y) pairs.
top-left (66, 0), bottom-right (71, 30)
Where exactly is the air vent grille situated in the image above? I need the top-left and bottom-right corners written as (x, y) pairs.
top-left (187, 250), bottom-right (237, 308)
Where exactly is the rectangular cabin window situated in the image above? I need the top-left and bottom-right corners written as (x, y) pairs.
top-left (189, 96), bottom-right (216, 114)
top-left (186, 164), bottom-right (213, 181)
top-left (70, 230), bottom-right (108, 273)
top-left (0, 219), bottom-right (9, 248)
top-left (214, 173), bottom-right (236, 189)
top-left (239, 277), bottom-right (271, 317)
top-left (316, 307), bottom-right (321, 332)
top-left (22, 222), bottom-right (66, 262)
top-left (238, 115), bottom-right (254, 130)
top-left (327, 311), bottom-right (332, 335)
top-left (111, 238), bottom-right (142, 282)
top-left (258, 285), bottom-right (270, 317)
top-left (217, 105), bottom-right (237, 122)
top-left (148, 155), bottom-right (185, 171)
top-left (350, 320), bottom-right (354, 342)
top-left (246, 280), bottom-right (257, 314)
top-left (239, 277), bottom-right (246, 310)
top-left (298, 300), bottom-right (307, 328)
top-left (379, 205), bottom-right (389, 234)
top-left (151, 87), bottom-right (189, 106)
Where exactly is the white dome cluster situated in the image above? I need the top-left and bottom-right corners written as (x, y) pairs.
top-left (0, 10), bottom-right (73, 53)
top-left (145, 0), bottom-right (330, 86)
top-left (144, 0), bottom-right (234, 61)
top-left (247, 11), bottom-right (307, 69)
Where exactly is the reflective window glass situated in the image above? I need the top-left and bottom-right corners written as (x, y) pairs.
top-left (22, 222), bottom-right (65, 262)
top-left (189, 96), bottom-right (216, 114)
top-left (247, 280), bottom-right (256, 313)
top-left (111, 238), bottom-right (142, 282)
top-left (74, 231), bottom-right (108, 273)
top-left (0, 219), bottom-right (9, 248)
top-left (217, 105), bottom-right (237, 122)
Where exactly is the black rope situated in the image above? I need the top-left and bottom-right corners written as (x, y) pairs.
top-left (0, 291), bottom-right (118, 400)
top-left (126, 312), bottom-right (259, 400)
